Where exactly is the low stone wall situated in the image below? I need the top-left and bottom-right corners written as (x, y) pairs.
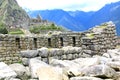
top-left (0, 21), bottom-right (118, 64)
top-left (20, 47), bottom-right (86, 64)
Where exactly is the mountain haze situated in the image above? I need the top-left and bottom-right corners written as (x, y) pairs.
top-left (28, 9), bottom-right (86, 31)
top-left (28, 1), bottom-right (120, 35)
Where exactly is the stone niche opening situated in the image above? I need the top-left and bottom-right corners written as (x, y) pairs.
top-left (60, 37), bottom-right (64, 46)
top-left (48, 38), bottom-right (51, 47)
top-left (33, 38), bottom-right (37, 49)
top-left (72, 37), bottom-right (76, 47)
top-left (15, 38), bottom-right (21, 49)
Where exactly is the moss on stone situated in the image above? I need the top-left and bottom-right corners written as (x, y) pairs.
top-left (86, 33), bottom-right (95, 39)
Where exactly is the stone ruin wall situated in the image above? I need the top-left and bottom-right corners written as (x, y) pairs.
top-left (82, 22), bottom-right (117, 55)
top-left (0, 22), bottom-right (117, 64)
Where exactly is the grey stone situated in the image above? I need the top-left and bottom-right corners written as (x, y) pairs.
top-left (36, 66), bottom-right (68, 80)
top-left (82, 65), bottom-right (116, 78)
top-left (67, 54), bottom-right (73, 60)
top-left (70, 76), bottom-right (103, 80)
top-left (5, 77), bottom-right (21, 80)
top-left (22, 58), bottom-right (29, 66)
top-left (73, 58), bottom-right (100, 68)
top-left (83, 50), bottom-right (92, 55)
top-left (28, 79), bottom-right (38, 80)
top-left (49, 48), bottom-right (64, 56)
top-left (106, 61), bottom-right (120, 71)
top-left (50, 59), bottom-right (81, 76)
top-left (62, 46), bottom-right (76, 54)
top-left (38, 47), bottom-right (49, 57)
top-left (29, 58), bottom-right (49, 78)
top-left (9, 63), bottom-right (28, 80)
top-left (113, 72), bottom-right (120, 80)
top-left (0, 62), bottom-right (17, 79)
top-left (20, 50), bottom-right (39, 58)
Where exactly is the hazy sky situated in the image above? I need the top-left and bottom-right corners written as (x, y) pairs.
top-left (16, 0), bottom-right (120, 11)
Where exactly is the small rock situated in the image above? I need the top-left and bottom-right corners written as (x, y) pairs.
top-left (22, 58), bottom-right (29, 66)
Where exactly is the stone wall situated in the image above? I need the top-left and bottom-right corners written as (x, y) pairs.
top-left (0, 35), bottom-right (21, 64)
top-left (0, 21), bottom-right (117, 64)
top-left (82, 22), bottom-right (117, 55)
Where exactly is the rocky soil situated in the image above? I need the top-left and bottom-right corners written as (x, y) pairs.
top-left (0, 47), bottom-right (120, 80)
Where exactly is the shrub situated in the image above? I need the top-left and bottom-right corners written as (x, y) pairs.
top-left (0, 22), bottom-right (8, 34)
top-left (30, 24), bottom-right (64, 34)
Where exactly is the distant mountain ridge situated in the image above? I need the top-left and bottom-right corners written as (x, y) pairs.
top-left (28, 9), bottom-right (87, 31)
top-left (27, 1), bottom-right (120, 35)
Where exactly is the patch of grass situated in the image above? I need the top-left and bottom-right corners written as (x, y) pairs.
top-left (9, 28), bottom-right (24, 35)
top-left (99, 25), bottom-right (107, 29)
top-left (30, 24), bottom-right (65, 34)
top-left (86, 33), bottom-right (94, 39)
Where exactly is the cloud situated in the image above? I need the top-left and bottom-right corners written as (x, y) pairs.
top-left (16, 0), bottom-right (120, 11)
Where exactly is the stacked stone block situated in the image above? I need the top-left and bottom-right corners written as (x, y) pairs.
top-left (0, 35), bottom-right (21, 64)
top-left (82, 22), bottom-right (117, 55)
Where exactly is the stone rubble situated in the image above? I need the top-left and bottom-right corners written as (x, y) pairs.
top-left (0, 47), bottom-right (120, 80)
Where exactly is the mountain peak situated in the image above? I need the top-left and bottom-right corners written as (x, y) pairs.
top-left (0, 0), bottom-right (30, 29)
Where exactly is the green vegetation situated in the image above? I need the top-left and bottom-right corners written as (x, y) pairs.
top-left (99, 25), bottom-right (107, 29)
top-left (99, 23), bottom-right (107, 29)
top-left (0, 22), bottom-right (8, 34)
top-left (9, 28), bottom-right (24, 35)
top-left (30, 24), bottom-right (64, 34)
top-left (86, 33), bottom-right (95, 39)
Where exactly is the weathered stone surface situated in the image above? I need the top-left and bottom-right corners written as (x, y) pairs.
top-left (36, 66), bottom-right (68, 80)
top-left (29, 58), bottom-right (48, 78)
top-left (50, 59), bottom-right (82, 76)
top-left (82, 65), bottom-right (116, 78)
top-left (107, 49), bottom-right (120, 58)
top-left (83, 50), bottom-right (92, 55)
top-left (93, 56), bottom-right (112, 64)
top-left (70, 76), bottom-right (103, 80)
top-left (49, 48), bottom-right (64, 56)
top-left (9, 63), bottom-right (28, 79)
top-left (22, 58), bottom-right (29, 66)
top-left (38, 47), bottom-right (49, 57)
top-left (20, 50), bottom-right (39, 58)
top-left (70, 47), bottom-right (82, 54)
top-left (79, 52), bottom-right (91, 58)
top-left (73, 58), bottom-right (100, 68)
top-left (4, 77), bottom-right (21, 80)
top-left (28, 79), bottom-right (38, 80)
top-left (106, 61), bottom-right (120, 71)
top-left (25, 67), bottom-right (31, 78)
top-left (62, 46), bottom-right (76, 54)
top-left (0, 62), bottom-right (17, 79)
top-left (113, 72), bottom-right (120, 80)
